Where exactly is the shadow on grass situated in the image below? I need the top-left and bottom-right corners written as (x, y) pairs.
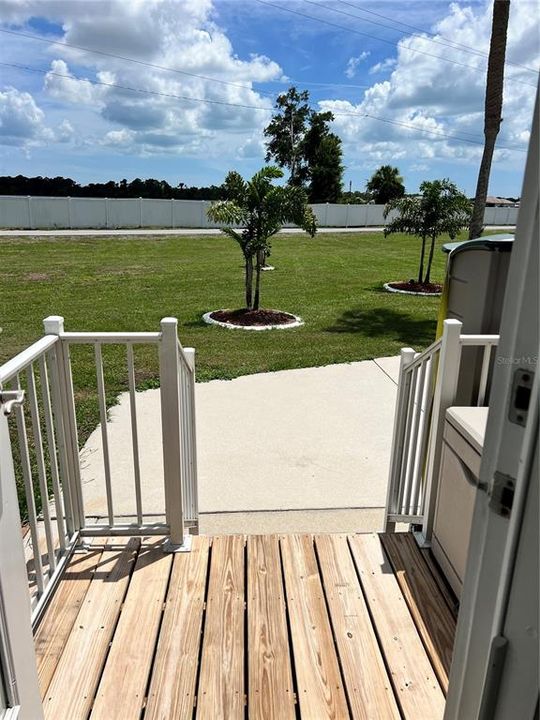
top-left (326, 306), bottom-right (436, 346)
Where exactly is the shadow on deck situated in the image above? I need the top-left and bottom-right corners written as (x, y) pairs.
top-left (35, 532), bottom-right (457, 719)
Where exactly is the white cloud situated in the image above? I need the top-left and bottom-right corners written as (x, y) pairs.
top-left (345, 52), bottom-right (370, 79)
top-left (0, 86), bottom-right (63, 147)
top-left (321, 0), bottom-right (538, 172)
top-left (1, 0), bottom-right (282, 158)
top-left (44, 59), bottom-right (110, 106)
top-left (369, 58), bottom-right (397, 75)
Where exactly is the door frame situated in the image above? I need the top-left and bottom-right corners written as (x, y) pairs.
top-left (444, 87), bottom-right (539, 719)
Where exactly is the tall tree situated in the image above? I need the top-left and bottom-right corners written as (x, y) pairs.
top-left (385, 179), bottom-right (471, 285)
top-left (366, 165), bottom-right (405, 204)
top-left (308, 135), bottom-right (344, 202)
top-left (207, 167), bottom-right (316, 310)
top-left (469, 0), bottom-right (510, 239)
top-left (303, 112), bottom-right (344, 202)
top-left (264, 87), bottom-right (311, 186)
top-left (264, 86), bottom-right (344, 199)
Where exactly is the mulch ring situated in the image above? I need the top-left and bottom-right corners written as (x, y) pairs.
top-left (385, 280), bottom-right (443, 295)
top-left (209, 308), bottom-right (298, 327)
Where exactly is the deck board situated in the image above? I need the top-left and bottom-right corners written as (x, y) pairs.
top-left (349, 534), bottom-right (446, 720)
top-left (35, 531), bottom-right (455, 718)
top-left (145, 536), bottom-right (211, 720)
top-left (42, 538), bottom-right (139, 720)
top-left (315, 534), bottom-right (401, 719)
top-left (381, 532), bottom-right (456, 693)
top-left (247, 535), bottom-right (296, 720)
top-left (281, 534), bottom-right (350, 719)
top-left (35, 545), bottom-right (102, 698)
top-left (90, 540), bottom-right (172, 720)
top-left (196, 535), bottom-right (245, 720)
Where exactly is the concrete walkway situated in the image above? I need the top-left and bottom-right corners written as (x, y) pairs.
top-left (0, 226), bottom-right (514, 237)
top-left (80, 357), bottom-right (400, 534)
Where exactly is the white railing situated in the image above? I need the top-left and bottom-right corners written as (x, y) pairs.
top-left (0, 316), bottom-right (198, 625)
top-left (384, 319), bottom-right (499, 543)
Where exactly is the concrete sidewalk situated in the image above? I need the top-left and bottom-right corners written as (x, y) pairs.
top-left (0, 226), bottom-right (514, 237)
top-left (80, 357), bottom-right (400, 534)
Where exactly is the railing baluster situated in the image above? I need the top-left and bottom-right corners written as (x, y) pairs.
top-left (412, 352), bottom-right (436, 515)
top-left (403, 358), bottom-right (426, 515)
top-left (477, 344), bottom-right (492, 406)
top-left (45, 339), bottom-right (75, 536)
top-left (180, 364), bottom-right (189, 520)
top-left (44, 317), bottom-right (85, 532)
top-left (126, 344), bottom-right (143, 526)
top-left (384, 347), bottom-right (416, 530)
top-left (397, 362), bottom-right (419, 514)
top-left (95, 343), bottom-right (114, 527)
top-left (40, 352), bottom-right (67, 552)
top-left (26, 363), bottom-right (56, 573)
top-left (11, 374), bottom-right (45, 596)
top-left (184, 348), bottom-right (198, 527)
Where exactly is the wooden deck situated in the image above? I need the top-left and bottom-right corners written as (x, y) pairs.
top-left (35, 532), bottom-right (456, 719)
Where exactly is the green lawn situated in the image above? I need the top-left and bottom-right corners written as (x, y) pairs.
top-left (0, 229), bottom-right (483, 439)
top-left (3, 229), bottom-right (508, 515)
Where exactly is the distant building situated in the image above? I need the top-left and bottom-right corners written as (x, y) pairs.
top-left (484, 196), bottom-right (520, 207)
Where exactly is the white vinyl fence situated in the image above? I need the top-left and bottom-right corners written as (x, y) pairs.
top-left (0, 195), bottom-right (519, 230)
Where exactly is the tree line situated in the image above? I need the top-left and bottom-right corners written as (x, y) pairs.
top-left (0, 86), bottom-right (408, 206)
top-left (0, 175), bottom-right (226, 200)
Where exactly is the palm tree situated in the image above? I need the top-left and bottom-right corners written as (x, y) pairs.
top-left (385, 179), bottom-right (471, 285)
top-left (469, 0), bottom-right (510, 239)
top-left (207, 167), bottom-right (316, 310)
top-left (366, 165), bottom-right (405, 204)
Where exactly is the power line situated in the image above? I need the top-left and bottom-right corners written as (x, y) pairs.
top-left (336, 0), bottom-right (539, 75)
top-left (0, 27), bottom-right (388, 97)
top-left (255, 0), bottom-right (537, 88)
top-left (0, 27), bottom-right (501, 143)
top-left (0, 27), bottom-right (280, 99)
top-left (1, 61), bottom-right (527, 152)
top-left (1, 61), bottom-right (275, 111)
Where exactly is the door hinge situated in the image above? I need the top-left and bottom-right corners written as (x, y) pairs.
top-left (489, 471), bottom-right (515, 518)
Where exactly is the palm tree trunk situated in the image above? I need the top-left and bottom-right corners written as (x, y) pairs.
top-left (253, 249), bottom-right (264, 310)
top-left (469, 0), bottom-right (510, 239)
top-left (424, 235), bottom-right (436, 284)
top-left (418, 235), bottom-right (427, 283)
top-left (245, 255), bottom-right (254, 309)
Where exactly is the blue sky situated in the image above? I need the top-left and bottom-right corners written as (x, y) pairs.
top-left (0, 0), bottom-right (538, 196)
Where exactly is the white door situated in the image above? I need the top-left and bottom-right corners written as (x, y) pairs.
top-left (444, 87), bottom-right (539, 719)
top-left (0, 392), bottom-right (43, 720)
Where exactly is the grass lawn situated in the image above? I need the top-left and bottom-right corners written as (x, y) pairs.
top-left (1, 229), bottom-right (499, 443)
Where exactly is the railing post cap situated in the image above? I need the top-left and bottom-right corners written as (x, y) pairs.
top-left (443, 318), bottom-right (462, 328)
top-left (43, 315), bottom-right (65, 334)
top-left (160, 317), bottom-right (178, 325)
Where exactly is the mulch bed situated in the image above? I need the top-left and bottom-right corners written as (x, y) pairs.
top-left (210, 308), bottom-right (298, 327)
top-left (388, 280), bottom-right (443, 294)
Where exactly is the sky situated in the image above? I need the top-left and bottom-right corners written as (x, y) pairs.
top-left (0, 0), bottom-right (538, 196)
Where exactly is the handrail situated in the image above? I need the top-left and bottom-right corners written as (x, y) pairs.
top-left (60, 331), bottom-right (161, 344)
top-left (459, 334), bottom-right (499, 346)
top-left (1, 314), bottom-right (200, 626)
top-left (385, 320), bottom-right (501, 539)
top-left (177, 339), bottom-right (193, 374)
top-left (0, 335), bottom-right (58, 383)
top-left (403, 337), bottom-right (442, 374)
